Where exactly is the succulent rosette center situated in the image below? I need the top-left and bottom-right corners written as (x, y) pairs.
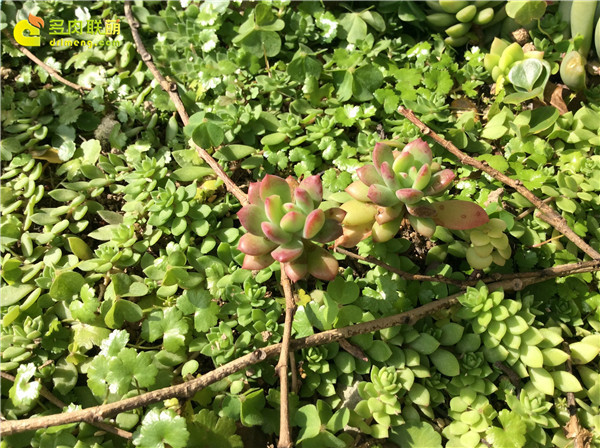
top-left (339, 138), bottom-right (489, 246)
top-left (237, 174), bottom-right (346, 282)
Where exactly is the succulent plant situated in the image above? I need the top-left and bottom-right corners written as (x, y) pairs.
top-left (237, 174), bottom-right (345, 282)
top-left (339, 139), bottom-right (488, 246)
top-left (424, 0), bottom-right (508, 47)
top-left (483, 38), bottom-right (551, 103)
top-left (465, 218), bottom-right (512, 270)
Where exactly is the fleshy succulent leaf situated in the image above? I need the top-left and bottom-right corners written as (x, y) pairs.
top-left (406, 203), bottom-right (437, 218)
top-left (341, 200), bottom-right (377, 226)
top-left (379, 161), bottom-right (399, 191)
top-left (375, 205), bottom-right (404, 225)
top-left (372, 216), bottom-right (403, 243)
top-left (408, 215), bottom-right (436, 238)
top-left (336, 222), bottom-right (372, 247)
top-left (299, 175), bottom-right (323, 203)
top-left (324, 207), bottom-right (347, 223)
top-left (368, 184), bottom-right (400, 207)
top-left (237, 205), bottom-right (267, 236)
top-left (238, 233), bottom-right (278, 256)
top-left (392, 151), bottom-right (413, 175)
top-left (303, 209), bottom-right (326, 239)
top-left (261, 222), bottom-right (292, 245)
top-left (280, 210), bottom-right (306, 234)
top-left (404, 138), bottom-right (432, 167)
top-left (346, 181), bottom-right (371, 202)
top-left (424, 169), bottom-right (455, 195)
top-left (412, 164), bottom-right (432, 191)
top-left (306, 245), bottom-right (338, 281)
top-left (373, 142), bottom-right (395, 170)
top-left (248, 182), bottom-right (262, 205)
top-left (285, 257), bottom-right (308, 282)
top-left (430, 200), bottom-right (489, 230)
top-left (395, 188), bottom-right (425, 205)
top-left (260, 174), bottom-right (292, 203)
top-left (264, 195), bottom-right (285, 224)
top-left (271, 240), bottom-right (304, 263)
top-left (312, 220), bottom-right (344, 243)
top-left (357, 164), bottom-right (383, 186)
top-left (242, 253), bottom-right (275, 270)
top-left (294, 188), bottom-right (314, 215)
top-left (285, 176), bottom-right (299, 194)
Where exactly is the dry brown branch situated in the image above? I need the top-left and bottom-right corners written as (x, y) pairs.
top-left (276, 266), bottom-right (296, 448)
top-left (3, 261), bottom-right (597, 436)
top-left (0, 371), bottom-right (132, 439)
top-left (2, 30), bottom-right (90, 93)
top-left (338, 339), bottom-right (368, 362)
top-left (398, 107), bottom-right (600, 260)
top-left (123, 2), bottom-right (247, 205)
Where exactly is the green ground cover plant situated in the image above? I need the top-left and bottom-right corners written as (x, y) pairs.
top-left (1, 1), bottom-right (600, 447)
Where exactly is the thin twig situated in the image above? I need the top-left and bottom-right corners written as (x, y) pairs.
top-left (276, 265), bottom-right (295, 448)
top-left (0, 371), bottom-right (132, 439)
top-left (123, 2), bottom-right (247, 205)
top-left (335, 247), bottom-right (464, 287)
top-left (515, 197), bottom-right (554, 220)
top-left (398, 107), bottom-right (600, 260)
top-left (338, 339), bottom-right (368, 362)
top-left (2, 262), bottom-right (599, 436)
top-left (289, 351), bottom-right (299, 395)
top-left (2, 30), bottom-right (90, 93)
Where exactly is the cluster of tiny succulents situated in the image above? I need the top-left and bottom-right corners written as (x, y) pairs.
top-left (339, 139), bottom-right (489, 247)
top-left (465, 218), bottom-right (512, 269)
top-left (237, 174), bottom-right (346, 282)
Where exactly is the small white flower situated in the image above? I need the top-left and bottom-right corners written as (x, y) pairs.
top-left (202, 40), bottom-right (217, 52)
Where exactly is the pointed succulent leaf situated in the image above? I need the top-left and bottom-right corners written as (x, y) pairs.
top-left (396, 188), bottom-right (425, 205)
top-left (261, 222), bottom-right (292, 245)
top-left (294, 188), bottom-right (314, 215)
top-left (285, 257), bottom-right (308, 282)
top-left (299, 175), bottom-right (323, 203)
top-left (373, 142), bottom-right (395, 170)
top-left (392, 151), bottom-right (413, 175)
top-left (356, 164), bottom-right (383, 186)
top-left (424, 169), bottom-right (455, 195)
top-left (260, 174), bottom-right (292, 203)
top-left (408, 215), bottom-right (436, 238)
top-left (372, 216), bottom-right (403, 243)
top-left (346, 181), bottom-right (371, 202)
top-left (336, 222), bottom-right (372, 247)
top-left (306, 245), bottom-right (338, 281)
top-left (412, 164), bottom-right (432, 191)
top-left (379, 162), bottom-right (399, 191)
top-left (404, 138), bottom-right (432, 166)
top-left (280, 210), bottom-right (306, 234)
top-left (368, 184), bottom-right (399, 207)
top-left (242, 253), bottom-right (275, 270)
top-left (248, 182), bottom-right (262, 205)
top-left (312, 220), bottom-right (344, 243)
top-left (237, 205), bottom-right (267, 236)
top-left (283, 202), bottom-right (300, 212)
top-left (271, 240), bottom-right (305, 263)
top-left (406, 203), bottom-right (437, 218)
top-left (341, 200), bottom-right (377, 226)
top-left (238, 233), bottom-right (278, 256)
top-left (397, 171), bottom-right (411, 188)
top-left (265, 195), bottom-right (285, 224)
top-left (303, 209), bottom-right (326, 239)
top-left (376, 205), bottom-right (404, 225)
top-left (431, 200), bottom-right (489, 230)
top-left (324, 207), bottom-right (347, 223)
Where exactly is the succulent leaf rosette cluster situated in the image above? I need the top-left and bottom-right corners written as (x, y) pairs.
top-left (339, 139), bottom-right (489, 247)
top-left (237, 174), bottom-right (345, 282)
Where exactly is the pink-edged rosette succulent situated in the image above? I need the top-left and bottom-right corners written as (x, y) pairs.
top-left (338, 138), bottom-right (489, 246)
top-left (237, 174), bottom-right (346, 282)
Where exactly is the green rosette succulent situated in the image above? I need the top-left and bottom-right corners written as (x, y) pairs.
top-left (237, 174), bottom-right (346, 282)
top-left (465, 218), bottom-right (512, 270)
top-left (339, 139), bottom-right (488, 246)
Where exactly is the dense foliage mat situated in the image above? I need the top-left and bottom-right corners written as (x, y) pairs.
top-left (1, 1), bottom-right (600, 447)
